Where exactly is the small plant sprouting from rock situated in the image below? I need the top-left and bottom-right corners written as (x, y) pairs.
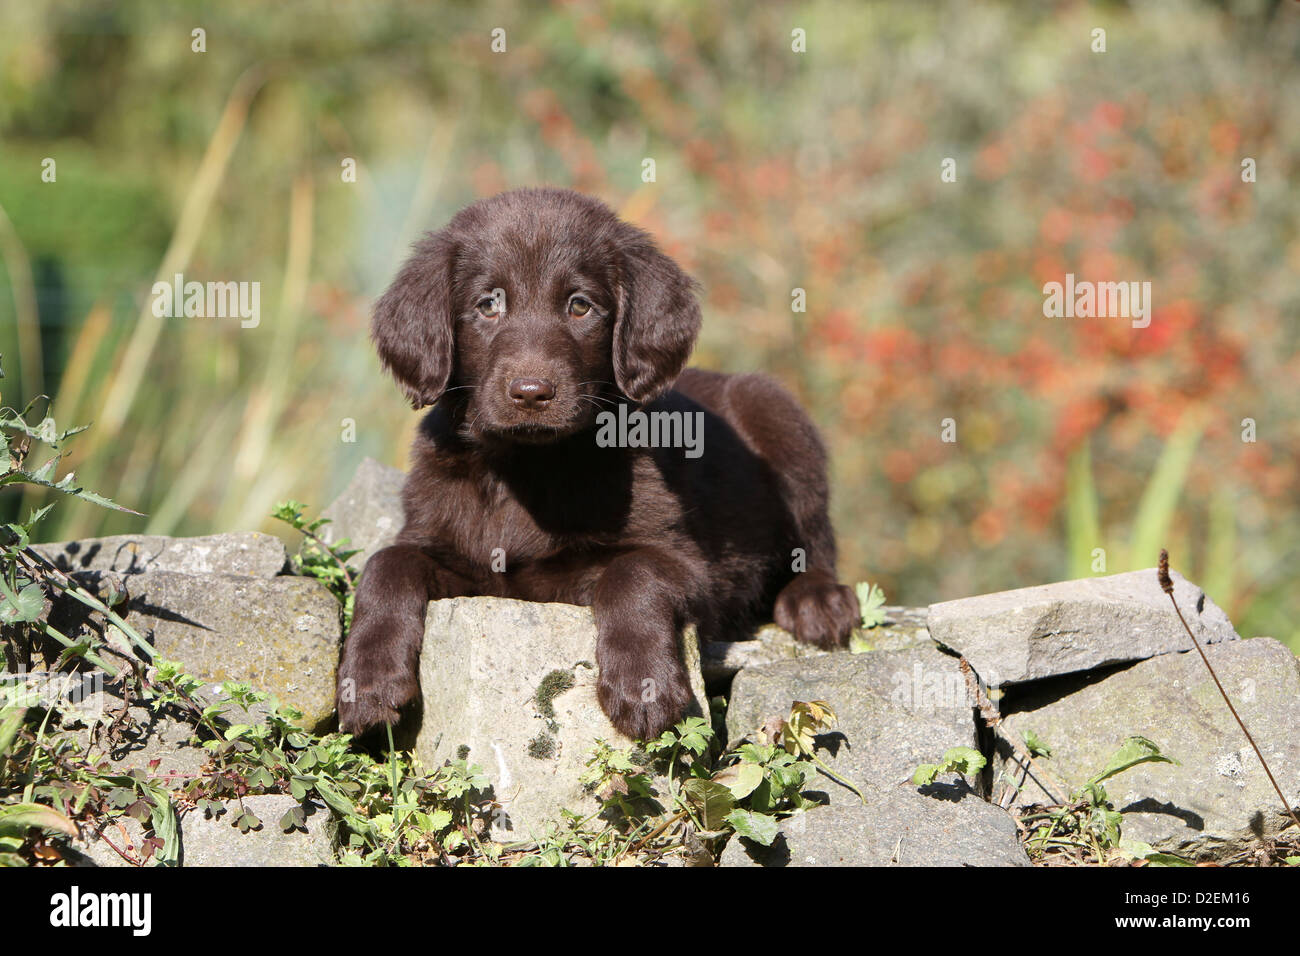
top-left (1159, 548), bottom-right (1300, 834)
top-left (270, 501), bottom-right (361, 628)
top-left (855, 582), bottom-right (887, 629)
top-left (848, 581), bottom-right (888, 652)
top-left (913, 746), bottom-right (988, 788)
top-left (1015, 734), bottom-right (1181, 864)
top-left (269, 502), bottom-right (361, 629)
top-left (0, 355), bottom-right (191, 864)
top-left (1, 356), bottom-right (155, 680)
top-left (1022, 729), bottom-right (1053, 759)
top-left (5, 657), bottom-right (498, 866)
top-left (781, 700), bottom-right (866, 804)
top-left (574, 700), bottom-right (857, 862)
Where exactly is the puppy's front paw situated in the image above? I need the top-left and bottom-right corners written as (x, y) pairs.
top-left (596, 646), bottom-right (693, 742)
top-left (774, 572), bottom-right (860, 649)
top-left (336, 630), bottom-right (420, 738)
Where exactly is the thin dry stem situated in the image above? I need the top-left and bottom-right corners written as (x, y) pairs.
top-left (1159, 549), bottom-right (1300, 833)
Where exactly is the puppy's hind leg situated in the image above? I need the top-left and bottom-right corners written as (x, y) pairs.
top-left (723, 374), bottom-right (861, 649)
top-left (773, 569), bottom-right (860, 649)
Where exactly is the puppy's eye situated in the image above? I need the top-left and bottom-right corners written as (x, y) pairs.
top-left (476, 296), bottom-right (501, 319)
top-left (568, 296), bottom-right (592, 318)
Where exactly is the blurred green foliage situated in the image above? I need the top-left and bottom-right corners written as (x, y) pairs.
top-left (1, 0), bottom-right (1298, 647)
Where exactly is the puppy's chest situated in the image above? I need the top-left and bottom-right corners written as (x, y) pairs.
top-left (454, 458), bottom-right (677, 565)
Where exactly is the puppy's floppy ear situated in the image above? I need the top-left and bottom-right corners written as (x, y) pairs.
top-left (613, 232), bottom-right (701, 404)
top-left (372, 230), bottom-right (457, 408)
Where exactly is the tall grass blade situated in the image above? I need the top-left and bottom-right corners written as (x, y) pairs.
top-left (1128, 410), bottom-right (1205, 570)
top-left (1065, 439), bottom-right (1102, 578)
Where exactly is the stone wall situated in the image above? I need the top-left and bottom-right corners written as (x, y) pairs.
top-left (18, 458), bottom-right (1297, 866)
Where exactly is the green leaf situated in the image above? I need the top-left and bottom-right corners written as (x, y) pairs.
top-left (1085, 806), bottom-right (1123, 848)
top-left (0, 469), bottom-right (143, 514)
top-left (912, 763), bottom-right (941, 787)
top-left (848, 631), bottom-right (875, 653)
top-left (722, 763), bottom-right (764, 801)
top-left (1022, 729), bottom-right (1053, 758)
top-left (0, 705), bottom-right (27, 758)
top-left (0, 802), bottom-right (77, 839)
top-left (1065, 440), bottom-right (1102, 579)
top-left (279, 806), bottom-right (306, 832)
top-left (725, 809), bottom-right (780, 846)
top-left (0, 581), bottom-right (44, 624)
top-left (25, 504), bottom-right (54, 528)
top-left (855, 582), bottom-right (887, 628)
top-left (312, 777), bottom-right (359, 819)
top-left (939, 746), bottom-right (986, 777)
top-left (1088, 736), bottom-right (1177, 786)
top-left (2, 523), bottom-right (29, 549)
top-left (145, 787), bottom-right (180, 866)
top-left (913, 746), bottom-right (986, 786)
top-left (748, 777), bottom-right (775, 813)
top-left (1118, 838), bottom-right (1155, 859)
top-left (680, 778), bottom-right (736, 831)
top-left (1128, 411), bottom-right (1204, 570)
top-left (1118, 838), bottom-right (1195, 866)
top-left (31, 455), bottom-right (59, 483)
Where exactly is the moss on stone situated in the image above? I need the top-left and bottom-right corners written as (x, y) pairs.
top-left (534, 668), bottom-right (575, 720)
top-left (527, 733), bottom-right (557, 760)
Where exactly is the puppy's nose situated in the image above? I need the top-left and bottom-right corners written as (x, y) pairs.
top-left (508, 377), bottom-right (556, 409)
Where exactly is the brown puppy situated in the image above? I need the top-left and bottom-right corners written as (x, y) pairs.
top-left (338, 188), bottom-right (858, 741)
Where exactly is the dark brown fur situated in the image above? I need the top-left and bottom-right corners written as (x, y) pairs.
top-left (337, 188), bottom-right (859, 741)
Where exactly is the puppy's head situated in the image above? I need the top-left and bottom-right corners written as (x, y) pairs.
top-left (373, 188), bottom-right (700, 443)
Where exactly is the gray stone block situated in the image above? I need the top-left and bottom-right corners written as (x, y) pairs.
top-left (701, 607), bottom-right (933, 682)
top-left (34, 532), bottom-right (287, 578)
top-left (413, 596), bottom-right (707, 841)
top-left (996, 637), bottom-right (1300, 860)
top-left (179, 796), bottom-right (333, 866)
top-left (51, 571), bottom-right (342, 729)
top-left (319, 457), bottom-right (406, 570)
top-left (76, 796), bottom-right (333, 867)
top-left (725, 648), bottom-right (979, 800)
top-left (928, 568), bottom-right (1239, 687)
top-left (720, 783), bottom-right (1030, 866)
